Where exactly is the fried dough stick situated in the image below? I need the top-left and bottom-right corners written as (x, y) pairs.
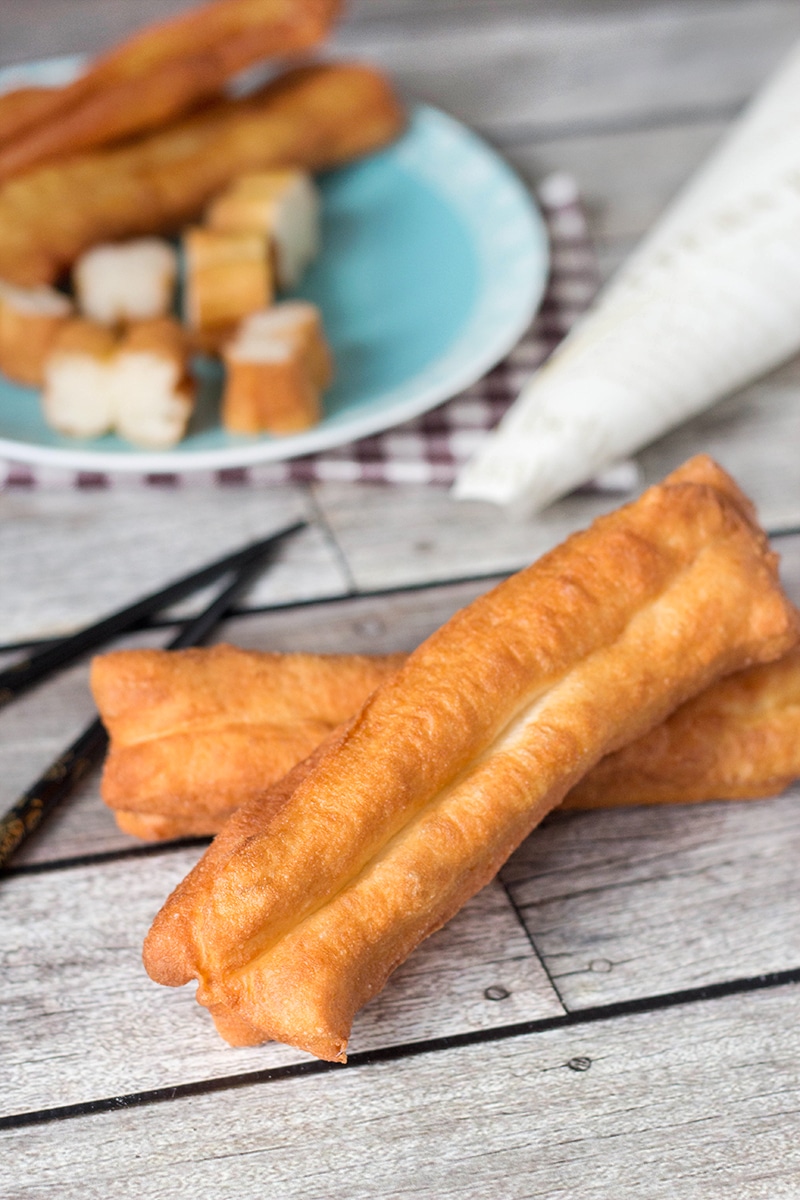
top-left (0, 0), bottom-right (342, 177)
top-left (0, 62), bottom-right (405, 286)
top-left (92, 646), bottom-right (405, 838)
top-left (0, 87), bottom-right (56, 146)
top-left (563, 643), bottom-right (800, 809)
top-left (143, 457), bottom-right (798, 1062)
top-left (94, 638), bottom-right (800, 841)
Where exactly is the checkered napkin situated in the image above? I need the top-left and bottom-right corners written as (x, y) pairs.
top-left (1, 174), bottom-right (620, 492)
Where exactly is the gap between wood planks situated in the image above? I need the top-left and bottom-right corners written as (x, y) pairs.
top-left (482, 99), bottom-right (746, 149)
top-left (3, 968), bottom-right (799, 1132)
top-left (0, 569), bottom-right (506, 656)
top-left (2, 523), bottom-right (799, 657)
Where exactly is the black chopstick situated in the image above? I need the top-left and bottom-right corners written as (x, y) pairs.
top-left (0, 530), bottom-right (298, 871)
top-left (0, 520), bottom-right (305, 712)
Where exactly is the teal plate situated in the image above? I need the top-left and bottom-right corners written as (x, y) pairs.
top-left (0, 60), bottom-right (548, 472)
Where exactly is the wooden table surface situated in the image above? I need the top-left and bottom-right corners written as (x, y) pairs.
top-left (2, 2), bottom-right (800, 1196)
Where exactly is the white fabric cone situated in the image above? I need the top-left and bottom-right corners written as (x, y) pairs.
top-left (455, 40), bottom-right (800, 512)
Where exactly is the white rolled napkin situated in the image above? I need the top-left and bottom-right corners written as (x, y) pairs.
top-left (455, 40), bottom-right (800, 513)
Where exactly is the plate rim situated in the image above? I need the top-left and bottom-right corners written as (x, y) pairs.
top-left (0, 57), bottom-right (549, 473)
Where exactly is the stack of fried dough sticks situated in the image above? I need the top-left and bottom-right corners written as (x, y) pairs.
top-left (90, 457), bottom-right (800, 1062)
top-left (0, 0), bottom-right (405, 285)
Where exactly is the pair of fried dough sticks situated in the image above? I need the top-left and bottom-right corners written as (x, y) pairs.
top-left (140, 457), bottom-right (799, 1062)
top-left (0, 61), bottom-right (404, 286)
top-left (94, 637), bottom-right (800, 840)
top-left (0, 0), bottom-right (342, 181)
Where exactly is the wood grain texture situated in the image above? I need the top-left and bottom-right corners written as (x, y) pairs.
top-left (329, 2), bottom-right (800, 141)
top-left (4, 985), bottom-right (799, 1198)
top-left (507, 118), bottom-right (728, 270)
top-left (502, 790), bottom-right (800, 1008)
top-left (313, 483), bottom-right (625, 591)
top-left (0, 627), bottom-right (168, 865)
top-left (0, 855), bottom-right (560, 1118)
top-left (314, 448), bottom-right (800, 591)
top-left (0, 487), bottom-right (348, 643)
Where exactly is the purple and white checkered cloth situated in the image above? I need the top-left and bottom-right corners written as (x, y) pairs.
top-left (0, 174), bottom-right (608, 492)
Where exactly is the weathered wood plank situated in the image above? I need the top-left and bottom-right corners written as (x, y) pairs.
top-left (313, 483), bottom-right (624, 591)
top-left (0, 855), bottom-right (561, 1118)
top-left (507, 118), bottom-right (728, 268)
top-left (774, 531), bottom-right (800, 599)
top-left (7, 358), bottom-right (794, 635)
top-left (332, 2), bottom-right (800, 139)
top-left (0, 627), bottom-right (168, 864)
top-left (4, 1), bottom-right (799, 141)
top-left (0, 487), bottom-right (349, 644)
top-left (4, 985), bottom-right (799, 1198)
top-left (315, 418), bottom-right (800, 587)
top-left (502, 789), bottom-right (800, 1010)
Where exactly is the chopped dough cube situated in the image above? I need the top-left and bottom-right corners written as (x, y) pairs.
top-left (41, 316), bottom-right (194, 447)
top-left (73, 239), bottom-right (177, 325)
top-left (207, 169), bottom-right (320, 289)
top-left (114, 318), bottom-right (194, 450)
top-left (42, 318), bottom-right (117, 438)
top-left (0, 279), bottom-right (72, 386)
top-left (222, 301), bottom-right (332, 435)
top-left (183, 227), bottom-right (272, 347)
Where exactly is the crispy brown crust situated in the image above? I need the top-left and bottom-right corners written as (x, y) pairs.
top-left (118, 316), bottom-right (188, 360)
top-left (221, 357), bottom-right (318, 434)
top-left (222, 304), bottom-right (333, 434)
top-left (564, 643), bottom-right (800, 808)
top-left (142, 457), bottom-right (798, 1061)
top-left (114, 809), bottom-right (221, 841)
top-left (184, 228), bottom-right (273, 334)
top-left (0, 290), bottom-right (72, 386)
top-left (0, 62), bottom-right (405, 286)
top-left (49, 317), bottom-right (117, 360)
top-left (92, 645), bottom-right (404, 823)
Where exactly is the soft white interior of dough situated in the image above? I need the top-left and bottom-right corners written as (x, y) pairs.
top-left (43, 356), bottom-right (115, 438)
top-left (114, 352), bottom-right (191, 449)
top-left (75, 239), bottom-right (176, 324)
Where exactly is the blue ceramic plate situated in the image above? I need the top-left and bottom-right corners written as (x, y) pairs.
top-left (0, 59), bottom-right (548, 471)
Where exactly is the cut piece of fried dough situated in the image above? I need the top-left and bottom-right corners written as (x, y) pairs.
top-left (42, 318), bottom-right (118, 438)
top-left (0, 62), bottom-right (405, 286)
top-left (143, 456), bottom-right (799, 1062)
top-left (222, 302), bottom-right (332, 434)
top-left (41, 315), bottom-right (194, 447)
top-left (74, 238), bottom-right (177, 325)
top-left (206, 169), bottom-right (320, 288)
top-left (0, 0), bottom-right (342, 179)
top-left (114, 318), bottom-right (195, 449)
top-left (0, 280), bottom-right (73, 386)
top-left (183, 228), bottom-right (273, 346)
top-left (93, 645), bottom-right (405, 833)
